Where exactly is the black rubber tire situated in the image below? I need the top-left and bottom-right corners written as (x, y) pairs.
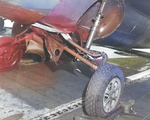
top-left (83, 63), bottom-right (124, 118)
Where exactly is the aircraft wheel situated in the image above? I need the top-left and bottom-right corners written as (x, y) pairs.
top-left (0, 36), bottom-right (25, 72)
top-left (83, 63), bottom-right (124, 118)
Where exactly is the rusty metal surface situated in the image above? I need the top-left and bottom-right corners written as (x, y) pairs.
top-left (96, 6), bottom-right (124, 39)
top-left (45, 36), bottom-right (64, 64)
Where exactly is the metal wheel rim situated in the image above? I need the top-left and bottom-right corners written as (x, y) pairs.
top-left (103, 77), bottom-right (121, 113)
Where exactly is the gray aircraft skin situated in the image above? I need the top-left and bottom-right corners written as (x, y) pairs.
top-left (93, 0), bottom-right (150, 53)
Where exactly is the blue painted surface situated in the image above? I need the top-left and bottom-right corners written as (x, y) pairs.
top-left (93, 0), bottom-right (150, 50)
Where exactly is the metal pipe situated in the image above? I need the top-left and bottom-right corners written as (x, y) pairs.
top-left (61, 33), bottom-right (101, 57)
top-left (66, 39), bottom-right (101, 57)
top-left (85, 0), bottom-right (107, 49)
top-left (64, 47), bottom-right (98, 70)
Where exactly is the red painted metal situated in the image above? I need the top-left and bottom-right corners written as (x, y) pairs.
top-left (12, 30), bottom-right (44, 46)
top-left (39, 0), bottom-right (97, 33)
top-left (0, 0), bottom-right (45, 24)
top-left (0, 37), bottom-right (25, 72)
top-left (0, 0), bottom-right (123, 35)
top-left (0, 0), bottom-right (125, 72)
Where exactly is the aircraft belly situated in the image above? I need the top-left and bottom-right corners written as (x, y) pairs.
top-left (93, 1), bottom-right (150, 50)
top-left (0, 0), bottom-right (60, 24)
top-left (126, 0), bottom-right (150, 18)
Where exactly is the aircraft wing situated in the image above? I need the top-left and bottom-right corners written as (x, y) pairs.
top-left (0, 0), bottom-right (60, 24)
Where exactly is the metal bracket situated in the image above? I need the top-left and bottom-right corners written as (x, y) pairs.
top-left (45, 36), bottom-right (64, 65)
top-left (99, 52), bottom-right (108, 66)
top-left (120, 100), bottom-right (136, 115)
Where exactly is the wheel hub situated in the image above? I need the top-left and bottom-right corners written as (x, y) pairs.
top-left (103, 77), bottom-right (121, 113)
